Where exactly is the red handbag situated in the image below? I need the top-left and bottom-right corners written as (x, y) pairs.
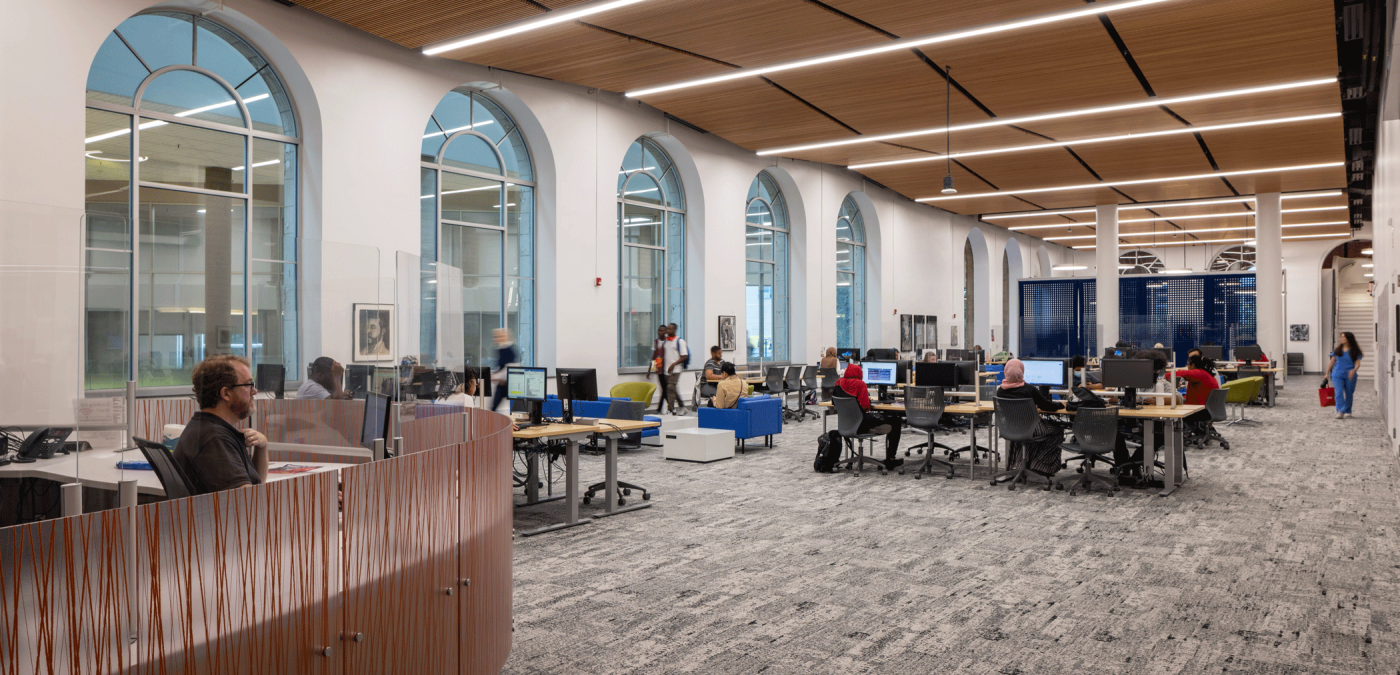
top-left (1319, 386), bottom-right (1336, 408)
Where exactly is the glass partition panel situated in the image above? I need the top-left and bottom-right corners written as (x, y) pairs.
top-left (301, 239), bottom-right (385, 400)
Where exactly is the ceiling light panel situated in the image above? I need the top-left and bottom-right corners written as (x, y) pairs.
top-left (424, 0), bottom-right (654, 54)
top-left (918, 162), bottom-right (1341, 202)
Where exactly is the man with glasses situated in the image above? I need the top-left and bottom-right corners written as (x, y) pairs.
top-left (173, 355), bottom-right (269, 494)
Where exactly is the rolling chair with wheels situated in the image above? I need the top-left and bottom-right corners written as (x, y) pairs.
top-left (991, 397), bottom-right (1054, 491)
top-left (783, 366), bottom-right (806, 421)
top-left (819, 367), bottom-right (840, 429)
top-left (583, 400), bottom-right (650, 506)
top-left (831, 395), bottom-right (889, 476)
top-left (764, 367), bottom-right (789, 423)
top-left (132, 436), bottom-right (196, 498)
top-left (1055, 407), bottom-right (1121, 495)
top-left (797, 365), bottom-right (821, 421)
top-left (1186, 388), bottom-right (1230, 449)
top-left (901, 386), bottom-right (956, 479)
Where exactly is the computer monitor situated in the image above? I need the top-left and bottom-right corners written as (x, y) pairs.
top-left (1101, 358), bottom-right (1156, 409)
top-left (1155, 347), bottom-right (1174, 366)
top-left (436, 370), bottom-right (458, 399)
top-left (361, 392), bottom-right (391, 452)
top-left (1021, 359), bottom-right (1068, 388)
top-left (345, 364), bottom-right (375, 394)
top-left (866, 348), bottom-right (899, 361)
top-left (413, 371), bottom-right (439, 399)
top-left (255, 364), bottom-right (285, 398)
top-left (953, 361), bottom-right (978, 390)
top-left (476, 366), bottom-right (493, 397)
top-left (946, 349), bottom-right (971, 362)
top-left (508, 366), bottom-right (548, 424)
top-left (837, 347), bottom-right (860, 362)
top-left (916, 361), bottom-right (960, 388)
top-left (1197, 345), bottom-right (1223, 361)
top-left (556, 368), bottom-right (598, 402)
top-left (894, 360), bottom-right (912, 385)
top-left (1234, 344), bottom-right (1264, 363)
top-left (862, 361), bottom-right (898, 387)
top-left (1103, 347), bottom-right (1128, 360)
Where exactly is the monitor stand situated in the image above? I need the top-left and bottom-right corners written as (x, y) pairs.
top-left (529, 401), bottom-right (544, 425)
top-left (1121, 387), bottom-right (1140, 410)
top-left (877, 385), bottom-right (890, 403)
top-left (561, 397), bottom-right (574, 425)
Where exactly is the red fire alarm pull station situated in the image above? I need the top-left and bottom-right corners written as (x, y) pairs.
top-left (595, 277), bottom-right (602, 286)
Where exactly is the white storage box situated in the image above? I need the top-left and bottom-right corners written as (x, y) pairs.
top-left (662, 427), bottom-right (734, 463)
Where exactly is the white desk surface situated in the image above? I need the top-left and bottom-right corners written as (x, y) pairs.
top-left (0, 448), bottom-right (353, 497)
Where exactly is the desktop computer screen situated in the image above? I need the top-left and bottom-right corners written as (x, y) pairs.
top-left (1234, 344), bottom-right (1263, 362)
top-left (1198, 345), bottom-right (1223, 361)
top-left (1021, 359), bottom-right (1067, 388)
top-left (361, 392), bottom-right (391, 450)
top-left (862, 361), bottom-right (898, 386)
top-left (1101, 358), bottom-right (1156, 390)
top-left (837, 347), bottom-right (860, 362)
top-left (556, 368), bottom-right (598, 401)
top-left (945, 349), bottom-right (971, 362)
top-left (954, 361), bottom-right (978, 389)
top-left (345, 364), bottom-right (375, 394)
top-left (507, 367), bottom-right (548, 401)
top-left (255, 364), bottom-right (285, 398)
top-left (916, 361), bottom-right (959, 388)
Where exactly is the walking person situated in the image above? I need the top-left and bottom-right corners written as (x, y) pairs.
top-left (1328, 331), bottom-right (1363, 419)
top-left (662, 322), bottom-right (690, 415)
top-left (650, 325), bottom-right (668, 414)
top-left (489, 328), bottom-right (520, 414)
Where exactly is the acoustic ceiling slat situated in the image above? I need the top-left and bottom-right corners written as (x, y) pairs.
top-left (1109, 0), bottom-right (1338, 97)
top-left (1164, 86), bottom-right (1341, 127)
top-left (632, 80), bottom-right (862, 150)
top-left (863, 146), bottom-right (1096, 199)
top-left (1065, 134), bottom-right (1216, 182)
top-left (821, 0), bottom-right (1087, 38)
top-left (1220, 166), bottom-right (1348, 196)
top-left (297, 0), bottom-right (546, 48)
top-left (1196, 118), bottom-right (1345, 171)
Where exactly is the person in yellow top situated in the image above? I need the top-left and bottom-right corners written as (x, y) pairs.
top-left (712, 362), bottom-right (748, 409)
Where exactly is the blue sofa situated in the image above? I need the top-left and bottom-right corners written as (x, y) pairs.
top-left (697, 395), bottom-right (783, 452)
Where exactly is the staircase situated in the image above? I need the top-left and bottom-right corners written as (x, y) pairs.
top-left (1336, 289), bottom-right (1375, 380)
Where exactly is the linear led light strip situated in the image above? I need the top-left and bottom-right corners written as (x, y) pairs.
top-left (848, 113), bottom-right (1338, 170)
top-left (84, 94), bottom-right (270, 144)
top-left (987, 191), bottom-right (1342, 221)
top-left (1008, 205), bottom-right (1348, 231)
top-left (423, 121), bottom-right (494, 139)
top-left (759, 78), bottom-right (1335, 156)
top-left (1044, 221), bottom-right (1350, 241)
top-left (626, 0), bottom-right (1170, 98)
top-left (1072, 232), bottom-right (1351, 249)
top-left (424, 182), bottom-right (516, 199)
top-left (424, 0), bottom-right (653, 55)
top-left (916, 162), bottom-right (1343, 202)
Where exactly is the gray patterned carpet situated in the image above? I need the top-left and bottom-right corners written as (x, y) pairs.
top-left (503, 382), bottom-right (1400, 674)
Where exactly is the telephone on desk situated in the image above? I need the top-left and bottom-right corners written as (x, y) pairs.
top-left (6, 428), bottom-right (75, 464)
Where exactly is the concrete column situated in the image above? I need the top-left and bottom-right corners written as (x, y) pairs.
top-left (1096, 204), bottom-right (1119, 351)
top-left (1255, 193), bottom-right (1283, 366)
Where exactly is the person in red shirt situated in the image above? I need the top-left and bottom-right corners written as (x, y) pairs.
top-left (831, 363), bottom-right (904, 470)
top-left (1173, 353), bottom-right (1220, 406)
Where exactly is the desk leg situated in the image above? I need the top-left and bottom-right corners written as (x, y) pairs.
top-left (1267, 373), bottom-right (1276, 407)
top-left (594, 435), bottom-right (651, 519)
top-left (525, 449), bottom-right (540, 503)
top-left (1143, 420), bottom-right (1155, 483)
top-left (520, 439), bottom-right (591, 536)
top-left (1159, 419), bottom-right (1184, 497)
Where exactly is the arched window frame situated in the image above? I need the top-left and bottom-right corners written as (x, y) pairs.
top-left (1119, 249), bottom-right (1165, 275)
top-left (84, 10), bottom-right (300, 392)
top-left (420, 89), bottom-right (537, 367)
top-left (745, 172), bottom-right (789, 362)
top-left (617, 138), bottom-right (686, 369)
top-left (1210, 245), bottom-right (1257, 271)
top-left (836, 196), bottom-right (866, 352)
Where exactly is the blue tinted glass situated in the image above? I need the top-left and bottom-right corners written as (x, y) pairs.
top-left (140, 70), bottom-right (245, 127)
top-left (235, 66), bottom-right (295, 137)
top-left (471, 95), bottom-right (510, 144)
top-left (431, 92), bottom-right (473, 139)
top-left (118, 13), bottom-right (193, 72)
top-left (618, 141), bottom-right (645, 192)
top-left (442, 134), bottom-right (502, 175)
top-left (87, 32), bottom-right (149, 102)
top-left (195, 19), bottom-right (262, 90)
top-left (622, 173), bottom-right (663, 205)
top-left (497, 129), bottom-right (532, 181)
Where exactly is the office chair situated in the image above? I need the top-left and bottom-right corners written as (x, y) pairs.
top-left (991, 397), bottom-right (1053, 491)
top-left (133, 436), bottom-right (196, 499)
top-left (1055, 407), bottom-right (1121, 495)
top-left (583, 399), bottom-right (649, 506)
top-left (1186, 388), bottom-right (1230, 450)
top-left (819, 368), bottom-right (838, 401)
top-left (798, 366), bottom-right (821, 421)
top-left (831, 395), bottom-right (889, 477)
top-left (783, 366), bottom-right (806, 422)
top-left (764, 367), bottom-right (788, 421)
top-left (901, 386), bottom-right (956, 479)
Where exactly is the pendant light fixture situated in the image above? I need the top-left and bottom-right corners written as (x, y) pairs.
top-left (941, 65), bottom-right (957, 195)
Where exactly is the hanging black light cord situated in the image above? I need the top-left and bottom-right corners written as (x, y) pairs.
top-left (941, 65), bottom-right (957, 194)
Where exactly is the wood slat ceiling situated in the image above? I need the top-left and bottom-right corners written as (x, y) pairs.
top-left (298, 0), bottom-right (1346, 244)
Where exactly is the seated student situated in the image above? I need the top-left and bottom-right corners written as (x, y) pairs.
top-left (702, 346), bottom-right (725, 382)
top-left (994, 359), bottom-right (1065, 477)
top-left (820, 347), bottom-right (840, 370)
top-left (829, 364), bottom-right (904, 470)
top-left (1174, 352), bottom-right (1220, 406)
top-left (444, 369), bottom-right (479, 407)
top-left (711, 362), bottom-right (748, 409)
top-left (1070, 355), bottom-right (1103, 389)
top-left (297, 356), bottom-right (351, 400)
top-left (173, 355), bottom-right (269, 495)
top-left (922, 350), bottom-right (938, 363)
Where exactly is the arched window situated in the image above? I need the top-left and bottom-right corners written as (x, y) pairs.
top-left (1119, 249), bottom-right (1165, 274)
top-left (836, 196), bottom-right (866, 352)
top-left (1210, 245), bottom-right (1257, 271)
top-left (746, 172), bottom-right (789, 361)
top-left (85, 11), bottom-right (299, 390)
top-left (421, 89), bottom-right (535, 368)
top-left (618, 138), bottom-right (686, 368)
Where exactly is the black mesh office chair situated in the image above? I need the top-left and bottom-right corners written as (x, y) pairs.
top-left (1187, 388), bottom-right (1230, 450)
top-left (783, 366), bottom-right (805, 421)
top-left (902, 386), bottom-right (955, 479)
top-left (133, 437), bottom-right (195, 499)
top-left (798, 366), bottom-right (821, 421)
top-left (1055, 407), bottom-right (1121, 495)
top-left (584, 400), bottom-right (649, 506)
top-left (991, 397), bottom-right (1053, 491)
top-left (819, 368), bottom-right (838, 400)
top-left (832, 395), bottom-right (888, 477)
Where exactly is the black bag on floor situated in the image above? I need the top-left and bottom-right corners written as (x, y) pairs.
top-left (814, 431), bottom-right (842, 473)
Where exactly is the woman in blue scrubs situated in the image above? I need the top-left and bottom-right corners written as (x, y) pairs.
top-left (1327, 331), bottom-right (1363, 419)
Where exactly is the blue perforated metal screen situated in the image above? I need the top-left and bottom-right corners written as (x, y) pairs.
top-left (1019, 273), bottom-right (1255, 365)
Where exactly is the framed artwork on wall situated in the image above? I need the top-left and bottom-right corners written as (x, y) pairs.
top-left (718, 315), bottom-right (736, 352)
top-left (900, 314), bottom-right (914, 352)
top-left (1290, 324), bottom-right (1309, 341)
top-left (354, 304), bottom-right (394, 362)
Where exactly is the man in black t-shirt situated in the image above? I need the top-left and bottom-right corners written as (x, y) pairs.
top-left (174, 355), bottom-right (269, 494)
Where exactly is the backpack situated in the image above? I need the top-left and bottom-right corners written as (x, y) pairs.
top-left (677, 338), bottom-right (691, 369)
top-left (813, 431), bottom-right (843, 473)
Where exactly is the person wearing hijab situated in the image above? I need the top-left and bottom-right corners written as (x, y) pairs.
top-left (994, 358), bottom-right (1065, 477)
top-left (819, 347), bottom-right (839, 370)
top-left (830, 363), bottom-right (904, 470)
